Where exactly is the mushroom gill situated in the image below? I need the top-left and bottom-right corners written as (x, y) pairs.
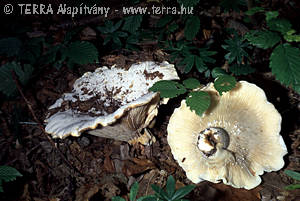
top-left (167, 81), bottom-right (287, 189)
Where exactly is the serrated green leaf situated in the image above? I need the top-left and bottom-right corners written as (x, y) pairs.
top-left (184, 16), bottom-right (200, 40)
top-left (214, 75), bottom-right (237, 95)
top-left (285, 184), bottom-right (300, 190)
top-left (284, 170), bottom-right (300, 181)
top-left (149, 80), bottom-right (186, 98)
top-left (156, 15), bottom-right (174, 28)
top-left (112, 196), bottom-right (126, 201)
top-left (186, 91), bottom-right (211, 116)
top-left (65, 41), bottom-right (98, 65)
top-left (211, 67), bottom-right (227, 78)
top-left (0, 37), bottom-right (22, 57)
top-left (130, 182), bottom-right (139, 201)
top-left (183, 55), bottom-right (195, 73)
top-left (267, 18), bottom-right (292, 34)
top-left (171, 185), bottom-right (196, 200)
top-left (177, 0), bottom-right (200, 7)
top-left (0, 62), bottom-right (33, 97)
top-left (245, 7), bottom-right (265, 16)
top-left (265, 11), bottom-right (279, 21)
top-left (195, 56), bottom-right (208, 73)
top-left (222, 34), bottom-right (249, 64)
top-left (245, 30), bottom-right (281, 49)
top-left (229, 64), bottom-right (255, 75)
top-left (0, 166), bottom-right (22, 183)
top-left (183, 78), bottom-right (201, 89)
top-left (166, 176), bottom-right (175, 198)
top-left (270, 44), bottom-right (300, 93)
top-left (122, 15), bottom-right (143, 33)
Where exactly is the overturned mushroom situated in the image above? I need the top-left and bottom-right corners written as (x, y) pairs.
top-left (45, 61), bottom-right (179, 145)
top-left (167, 81), bottom-right (287, 189)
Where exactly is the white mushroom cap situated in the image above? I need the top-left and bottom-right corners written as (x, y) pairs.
top-left (45, 61), bottom-right (179, 141)
top-left (167, 81), bottom-right (287, 189)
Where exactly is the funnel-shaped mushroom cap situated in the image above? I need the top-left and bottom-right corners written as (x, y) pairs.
top-left (167, 81), bottom-right (287, 189)
top-left (45, 61), bottom-right (179, 144)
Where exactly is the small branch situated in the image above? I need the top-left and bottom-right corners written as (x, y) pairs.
top-left (11, 70), bottom-right (84, 176)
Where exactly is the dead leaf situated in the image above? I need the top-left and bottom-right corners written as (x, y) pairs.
top-left (75, 184), bottom-right (101, 201)
top-left (211, 183), bottom-right (261, 201)
top-left (122, 158), bottom-right (155, 176)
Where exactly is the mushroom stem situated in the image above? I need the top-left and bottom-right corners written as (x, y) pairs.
top-left (197, 127), bottom-right (230, 157)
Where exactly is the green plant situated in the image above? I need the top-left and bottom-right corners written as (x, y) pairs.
top-left (165, 41), bottom-right (217, 74)
top-left (0, 62), bottom-right (33, 97)
top-left (244, 11), bottom-right (300, 93)
top-left (284, 170), bottom-right (300, 190)
top-left (150, 76), bottom-right (236, 116)
top-left (0, 165), bottom-right (23, 192)
top-left (112, 175), bottom-right (196, 201)
top-left (97, 20), bottom-right (128, 48)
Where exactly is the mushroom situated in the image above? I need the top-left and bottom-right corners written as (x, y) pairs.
top-left (167, 81), bottom-right (287, 189)
top-left (45, 61), bottom-right (179, 145)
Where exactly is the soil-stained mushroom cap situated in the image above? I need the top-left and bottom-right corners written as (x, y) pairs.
top-left (167, 81), bottom-right (287, 189)
top-left (45, 61), bottom-right (179, 144)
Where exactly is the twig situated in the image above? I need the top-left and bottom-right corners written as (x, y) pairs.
top-left (11, 70), bottom-right (84, 176)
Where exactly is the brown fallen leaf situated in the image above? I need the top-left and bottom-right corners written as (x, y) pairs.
top-left (211, 183), bottom-right (261, 201)
top-left (122, 158), bottom-right (155, 176)
top-left (75, 184), bottom-right (101, 201)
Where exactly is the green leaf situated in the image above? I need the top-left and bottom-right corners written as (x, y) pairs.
top-left (184, 16), bottom-right (200, 40)
top-left (0, 166), bottom-right (22, 182)
top-left (130, 182), bottom-right (139, 201)
top-left (265, 11), bottom-right (279, 22)
top-left (211, 67), bottom-right (227, 78)
top-left (151, 184), bottom-right (169, 200)
top-left (284, 170), bottom-right (300, 181)
top-left (267, 18), bottom-right (292, 34)
top-left (222, 34), bottom-right (249, 64)
top-left (229, 64), bottom-right (255, 75)
top-left (194, 55), bottom-right (207, 73)
top-left (285, 184), bottom-right (300, 190)
top-left (177, 0), bottom-right (200, 7)
top-left (270, 44), bottom-right (300, 93)
top-left (65, 41), bottom-right (98, 65)
top-left (112, 196), bottom-right (126, 201)
top-left (0, 62), bottom-right (33, 97)
top-left (183, 78), bottom-right (201, 89)
top-left (0, 37), bottom-right (22, 57)
top-left (245, 30), bottom-right (281, 49)
top-left (136, 195), bottom-right (157, 201)
top-left (284, 30), bottom-right (300, 42)
top-left (171, 185), bottom-right (196, 200)
top-left (214, 75), bottom-right (237, 95)
top-left (245, 7), bottom-right (265, 16)
top-left (186, 91), bottom-right (211, 116)
top-left (156, 15), bottom-right (174, 28)
top-left (0, 165), bottom-right (22, 192)
top-left (122, 15), bottom-right (143, 33)
top-left (166, 176), bottom-right (176, 198)
top-left (183, 55), bottom-right (195, 73)
top-left (149, 80), bottom-right (186, 98)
